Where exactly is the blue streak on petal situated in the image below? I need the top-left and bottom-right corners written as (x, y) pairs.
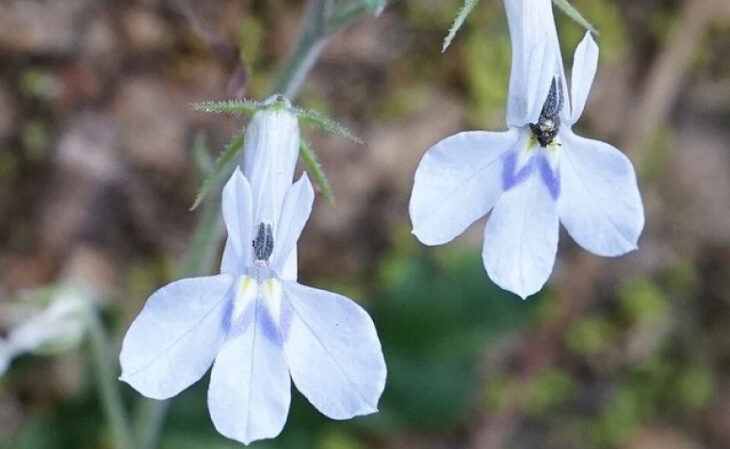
top-left (538, 154), bottom-right (560, 200)
top-left (257, 301), bottom-right (282, 347)
top-left (225, 303), bottom-right (254, 339)
top-left (502, 151), bottom-right (536, 192)
top-left (221, 297), bottom-right (234, 334)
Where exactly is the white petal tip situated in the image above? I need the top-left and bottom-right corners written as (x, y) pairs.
top-left (411, 228), bottom-right (449, 247)
top-left (325, 404), bottom-right (379, 421)
top-left (515, 290), bottom-right (537, 301)
top-left (587, 242), bottom-right (639, 258)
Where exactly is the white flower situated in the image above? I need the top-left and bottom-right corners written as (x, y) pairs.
top-left (120, 170), bottom-right (386, 445)
top-left (0, 286), bottom-right (89, 374)
top-left (409, 0), bottom-right (644, 299)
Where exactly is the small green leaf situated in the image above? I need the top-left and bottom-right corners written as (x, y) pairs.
top-left (442, 0), bottom-right (481, 53)
top-left (192, 99), bottom-right (262, 116)
top-left (190, 132), bottom-right (245, 210)
top-left (553, 0), bottom-right (597, 34)
top-left (300, 140), bottom-right (334, 205)
top-left (294, 107), bottom-right (362, 144)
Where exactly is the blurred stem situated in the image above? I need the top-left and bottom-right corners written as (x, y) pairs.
top-left (87, 309), bottom-right (134, 449)
top-left (270, 0), bottom-right (330, 98)
top-left (130, 2), bottom-right (373, 447)
top-left (271, 0), bottom-right (373, 98)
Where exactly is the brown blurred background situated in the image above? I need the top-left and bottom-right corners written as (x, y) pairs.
top-left (0, 1), bottom-right (729, 448)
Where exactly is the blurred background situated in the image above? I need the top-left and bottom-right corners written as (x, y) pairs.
top-left (0, 0), bottom-right (729, 448)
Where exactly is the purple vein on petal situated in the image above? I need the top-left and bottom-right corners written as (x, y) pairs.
top-left (502, 151), bottom-right (536, 192)
top-left (221, 297), bottom-right (234, 333)
top-left (538, 154), bottom-right (560, 200)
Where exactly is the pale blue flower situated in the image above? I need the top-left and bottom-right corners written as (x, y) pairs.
top-left (409, 0), bottom-right (644, 299)
top-left (120, 106), bottom-right (386, 445)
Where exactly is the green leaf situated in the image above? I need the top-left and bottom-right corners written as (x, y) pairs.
top-left (190, 132), bottom-right (245, 210)
top-left (294, 107), bottom-right (363, 144)
top-left (553, 0), bottom-right (597, 34)
top-left (192, 99), bottom-right (262, 116)
top-left (442, 0), bottom-right (481, 53)
top-left (300, 140), bottom-right (334, 205)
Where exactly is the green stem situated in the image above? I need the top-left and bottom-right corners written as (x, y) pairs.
top-left (88, 309), bottom-right (134, 449)
top-left (270, 0), bottom-right (329, 98)
top-left (130, 1), bottom-right (373, 447)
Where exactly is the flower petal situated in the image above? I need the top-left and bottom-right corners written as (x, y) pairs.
top-left (410, 130), bottom-right (520, 245)
top-left (569, 32), bottom-right (599, 125)
top-left (119, 275), bottom-right (235, 399)
top-left (559, 131), bottom-right (644, 256)
top-left (221, 169), bottom-right (254, 274)
top-left (504, 0), bottom-right (563, 126)
top-left (280, 281), bottom-right (386, 419)
top-left (482, 168), bottom-right (559, 299)
top-left (207, 292), bottom-right (291, 445)
top-left (271, 174), bottom-right (314, 274)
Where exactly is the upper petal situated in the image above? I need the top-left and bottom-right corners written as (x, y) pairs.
top-left (504, 0), bottom-right (565, 126)
top-left (119, 275), bottom-right (235, 399)
top-left (482, 168), bottom-right (560, 299)
top-left (207, 291), bottom-right (291, 445)
top-left (221, 169), bottom-right (254, 274)
top-left (271, 173), bottom-right (314, 274)
top-left (243, 104), bottom-right (300, 227)
top-left (410, 130), bottom-right (520, 245)
top-left (280, 281), bottom-right (386, 419)
top-left (568, 32), bottom-right (599, 125)
top-left (558, 130), bottom-right (644, 256)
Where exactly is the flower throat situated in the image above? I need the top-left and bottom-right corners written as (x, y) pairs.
top-left (529, 78), bottom-right (563, 147)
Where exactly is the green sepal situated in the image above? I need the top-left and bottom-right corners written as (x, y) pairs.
top-left (442, 0), bottom-right (481, 52)
top-left (300, 140), bottom-right (334, 205)
top-left (553, 0), bottom-right (597, 34)
top-left (192, 132), bottom-right (213, 178)
top-left (293, 107), bottom-right (363, 144)
top-left (194, 97), bottom-right (361, 143)
top-left (192, 99), bottom-right (263, 116)
top-left (190, 132), bottom-right (245, 210)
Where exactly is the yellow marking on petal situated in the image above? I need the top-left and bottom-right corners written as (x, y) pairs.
top-left (261, 278), bottom-right (282, 318)
top-left (238, 276), bottom-right (256, 296)
top-left (262, 279), bottom-right (273, 295)
top-left (233, 275), bottom-right (258, 321)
